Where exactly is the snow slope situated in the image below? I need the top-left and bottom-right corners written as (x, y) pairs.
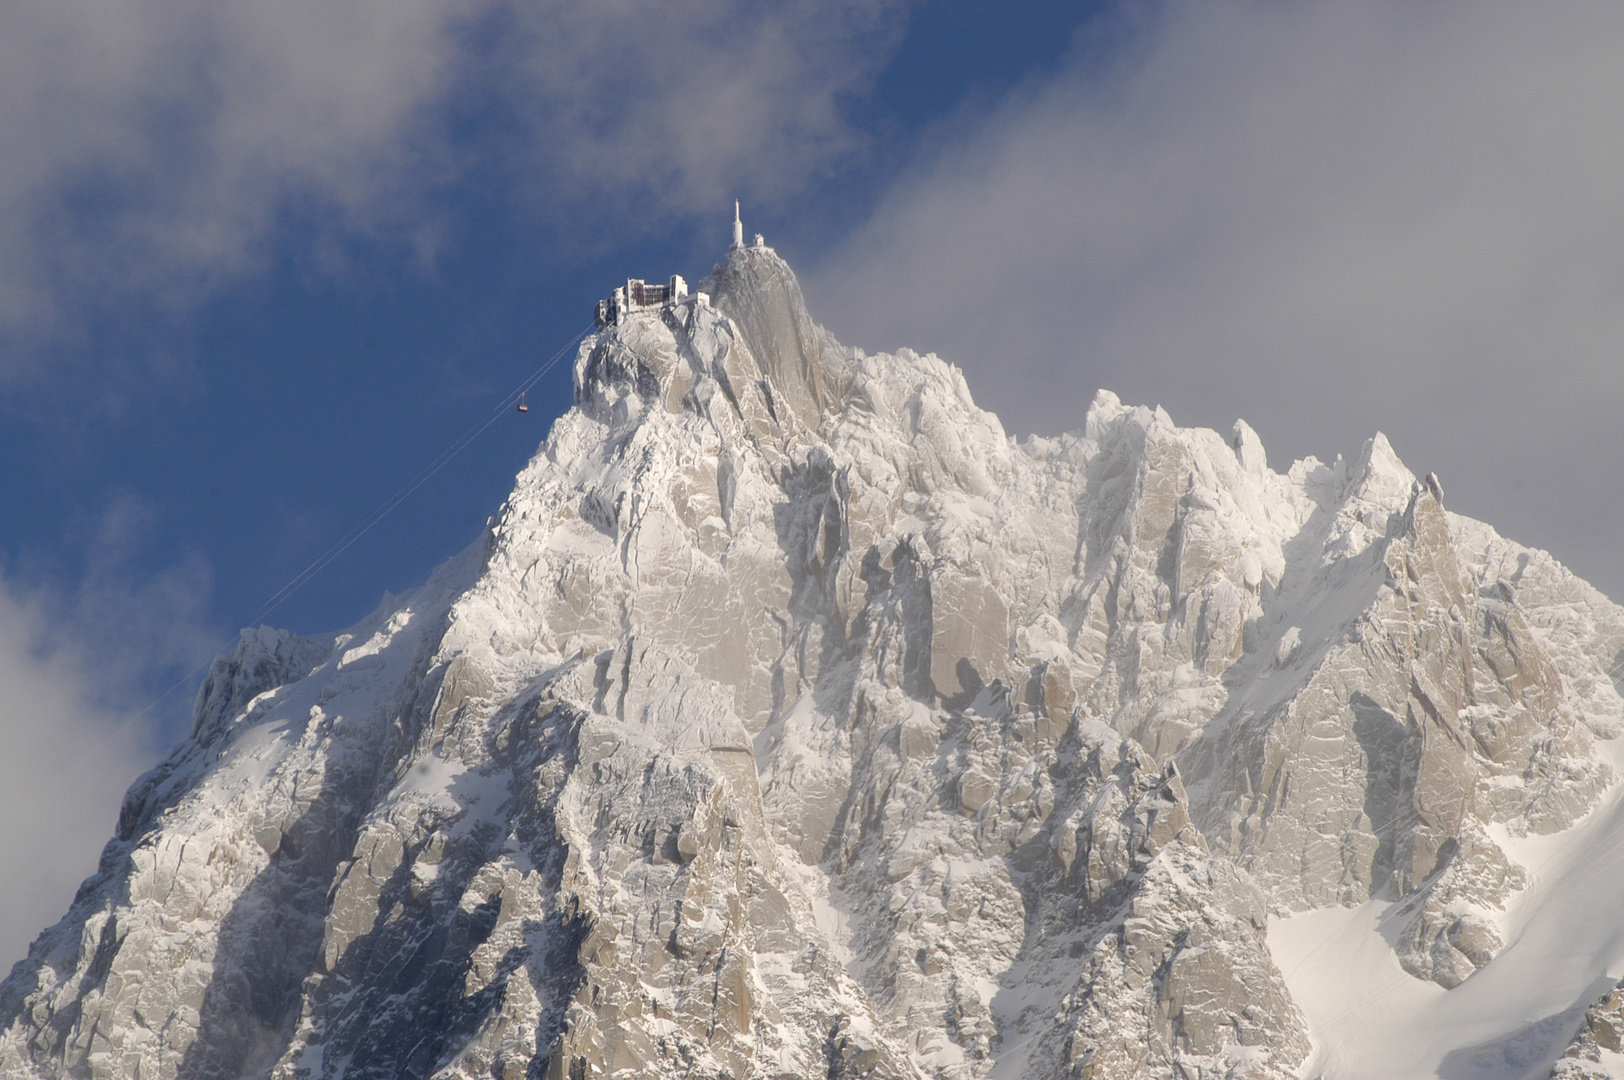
top-left (1272, 735), bottom-right (1624, 1079)
top-left (2, 239), bottom-right (1622, 1080)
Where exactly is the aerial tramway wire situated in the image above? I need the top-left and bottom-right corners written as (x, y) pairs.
top-left (0, 323), bottom-right (593, 906)
top-left (12, 334), bottom-right (1624, 963)
top-left (244, 323), bottom-right (591, 630)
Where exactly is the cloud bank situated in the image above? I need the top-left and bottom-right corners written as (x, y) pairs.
top-left (0, 0), bottom-right (906, 391)
top-left (808, 0), bottom-right (1624, 598)
top-left (0, 583), bottom-right (162, 971)
top-left (0, 0), bottom-right (912, 959)
top-left (0, 494), bottom-right (219, 969)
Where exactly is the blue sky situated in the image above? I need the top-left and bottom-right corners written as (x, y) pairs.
top-left (0, 0), bottom-right (1097, 718)
top-left (2, 0), bottom-right (1623, 963)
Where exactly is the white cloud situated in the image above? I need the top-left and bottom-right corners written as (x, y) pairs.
top-left (0, 581), bottom-right (162, 970)
top-left (0, 0), bottom-right (466, 341)
top-left (807, 0), bottom-right (1624, 598)
top-left (0, 494), bottom-right (219, 968)
top-left (0, 0), bottom-right (909, 957)
top-left (57, 491), bottom-right (220, 692)
top-left (494, 0), bottom-right (907, 221)
top-left (0, 0), bottom-right (907, 391)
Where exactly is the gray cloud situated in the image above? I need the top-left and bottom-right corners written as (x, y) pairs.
top-left (56, 491), bottom-right (219, 697)
top-left (0, 493), bottom-right (220, 967)
top-left (0, 0), bottom-right (906, 394)
top-left (0, 0), bottom-right (464, 342)
top-left (0, 581), bottom-right (164, 970)
top-left (0, 0), bottom-right (911, 955)
top-left (493, 0), bottom-right (907, 224)
top-left (807, 0), bottom-right (1624, 599)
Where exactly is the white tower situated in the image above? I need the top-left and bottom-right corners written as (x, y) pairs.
top-left (732, 201), bottom-right (744, 249)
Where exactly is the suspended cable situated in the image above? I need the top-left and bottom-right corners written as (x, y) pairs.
top-left (0, 324), bottom-right (594, 905)
top-left (243, 323), bottom-right (591, 630)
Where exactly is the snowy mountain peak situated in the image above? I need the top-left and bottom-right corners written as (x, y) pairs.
top-left (703, 240), bottom-right (846, 426)
top-left (5, 247), bottom-right (1624, 1080)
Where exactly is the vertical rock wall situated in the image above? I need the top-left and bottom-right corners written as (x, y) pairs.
top-left (2, 244), bottom-right (1621, 1079)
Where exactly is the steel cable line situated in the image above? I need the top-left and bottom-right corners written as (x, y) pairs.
top-left (14, 338), bottom-right (1621, 965)
top-left (243, 323), bottom-right (592, 629)
top-left (0, 323), bottom-right (593, 906)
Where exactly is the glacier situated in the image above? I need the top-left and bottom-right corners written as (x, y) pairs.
top-left (2, 238), bottom-right (1623, 1080)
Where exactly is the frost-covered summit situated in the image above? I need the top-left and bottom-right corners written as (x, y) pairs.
top-left (3, 242), bottom-right (1623, 1080)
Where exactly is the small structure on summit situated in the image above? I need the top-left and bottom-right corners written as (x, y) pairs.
top-left (594, 204), bottom-right (762, 328)
top-left (593, 274), bottom-right (692, 328)
top-left (731, 201), bottom-right (766, 250)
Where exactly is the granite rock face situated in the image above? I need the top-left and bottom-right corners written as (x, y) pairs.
top-left (1552, 981), bottom-right (1624, 1079)
top-left (2, 243), bottom-right (1621, 1079)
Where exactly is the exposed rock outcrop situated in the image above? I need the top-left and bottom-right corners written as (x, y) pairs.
top-left (3, 242), bottom-right (1621, 1079)
top-left (1552, 980), bottom-right (1624, 1079)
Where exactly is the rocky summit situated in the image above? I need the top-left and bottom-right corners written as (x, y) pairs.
top-left (4, 241), bottom-right (1623, 1080)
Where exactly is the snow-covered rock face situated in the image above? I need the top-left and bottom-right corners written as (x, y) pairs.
top-left (4, 243), bottom-right (1623, 1080)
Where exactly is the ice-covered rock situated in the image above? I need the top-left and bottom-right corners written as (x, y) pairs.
top-left (2, 240), bottom-right (1622, 1079)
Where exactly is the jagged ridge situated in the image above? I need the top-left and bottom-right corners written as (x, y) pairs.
top-left (3, 241), bottom-right (1622, 1080)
